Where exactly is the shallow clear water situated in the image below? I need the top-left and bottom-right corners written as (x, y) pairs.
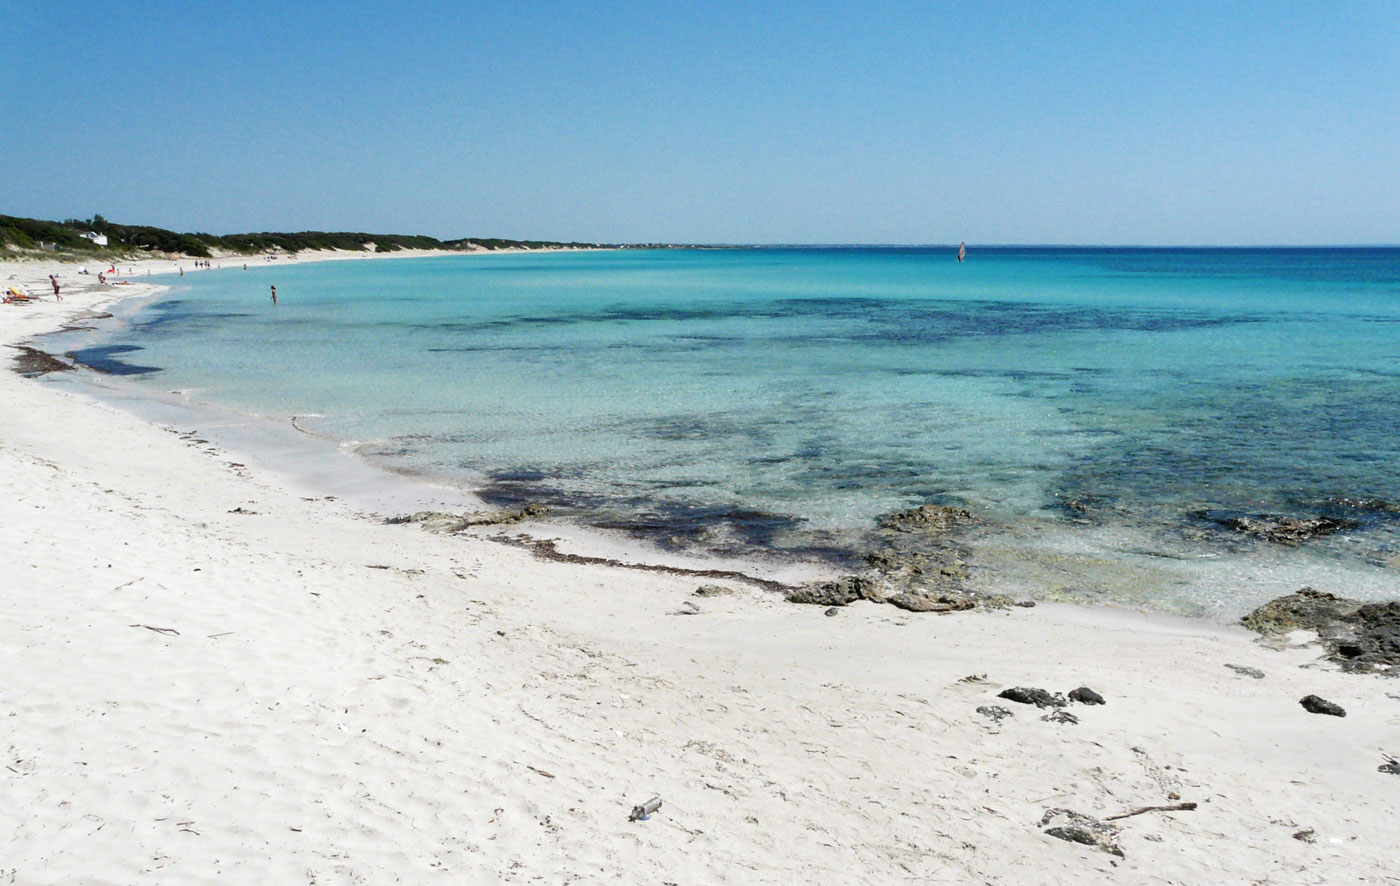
top-left (65, 247), bottom-right (1400, 615)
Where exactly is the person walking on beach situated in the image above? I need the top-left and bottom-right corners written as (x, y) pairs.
top-left (49, 275), bottom-right (61, 301)
top-left (270, 285), bottom-right (277, 305)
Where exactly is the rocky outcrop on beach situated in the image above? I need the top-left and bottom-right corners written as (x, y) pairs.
top-left (884, 591), bottom-right (975, 613)
top-left (787, 503), bottom-right (990, 612)
top-left (1242, 587), bottom-right (1400, 674)
top-left (388, 503), bottom-right (550, 534)
top-left (785, 575), bottom-right (975, 612)
top-left (785, 576), bottom-right (878, 607)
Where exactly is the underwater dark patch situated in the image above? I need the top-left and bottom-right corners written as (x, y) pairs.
top-left (65, 345), bottom-right (162, 375)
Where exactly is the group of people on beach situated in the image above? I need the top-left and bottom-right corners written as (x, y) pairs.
top-left (9, 264), bottom-right (280, 309)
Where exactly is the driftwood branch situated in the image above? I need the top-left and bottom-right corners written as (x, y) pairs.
top-left (129, 624), bottom-right (179, 636)
top-left (1105, 802), bottom-right (1197, 821)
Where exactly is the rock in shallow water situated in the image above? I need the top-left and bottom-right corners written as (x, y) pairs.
top-left (877, 504), bottom-right (975, 535)
top-left (998, 687), bottom-right (1067, 708)
top-left (1208, 513), bottom-right (1358, 544)
top-left (1299, 695), bottom-right (1346, 717)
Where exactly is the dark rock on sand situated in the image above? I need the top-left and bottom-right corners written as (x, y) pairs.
top-left (1068, 686), bottom-right (1105, 705)
top-left (1040, 809), bottom-right (1124, 857)
top-left (787, 574), bottom-right (977, 613)
top-left (886, 591), bottom-right (975, 613)
top-left (1299, 695), bottom-right (1346, 717)
top-left (1243, 587), bottom-right (1350, 635)
top-left (998, 687), bottom-right (1067, 708)
top-left (1202, 512), bottom-right (1358, 544)
top-left (1225, 663), bottom-right (1266, 679)
top-left (1041, 709), bottom-right (1080, 724)
top-left (788, 503), bottom-right (982, 613)
top-left (1379, 756), bottom-right (1400, 776)
top-left (785, 576), bottom-right (876, 607)
top-left (693, 584), bottom-right (733, 598)
top-left (824, 607), bottom-right (840, 617)
top-left (977, 705), bottom-right (1014, 723)
top-left (877, 503), bottom-right (974, 535)
top-left (388, 503), bottom-right (550, 533)
top-left (1242, 588), bottom-right (1400, 673)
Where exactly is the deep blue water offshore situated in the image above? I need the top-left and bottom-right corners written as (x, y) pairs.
top-left (64, 247), bottom-right (1400, 615)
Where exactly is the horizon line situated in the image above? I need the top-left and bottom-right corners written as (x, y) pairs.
top-left (683, 242), bottom-right (1400, 249)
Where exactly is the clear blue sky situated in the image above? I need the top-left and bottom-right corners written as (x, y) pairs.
top-left (3, 0), bottom-right (1397, 244)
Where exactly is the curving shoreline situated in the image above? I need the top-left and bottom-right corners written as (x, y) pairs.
top-left (3, 251), bottom-right (1398, 883)
top-left (42, 246), bottom-right (1400, 621)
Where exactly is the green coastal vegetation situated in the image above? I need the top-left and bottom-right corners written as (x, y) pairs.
top-left (0, 213), bottom-right (610, 258)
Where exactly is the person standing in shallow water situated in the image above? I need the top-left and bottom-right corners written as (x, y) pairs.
top-left (270, 285), bottom-right (277, 305)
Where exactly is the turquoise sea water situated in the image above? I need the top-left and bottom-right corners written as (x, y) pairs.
top-left (64, 248), bottom-right (1400, 614)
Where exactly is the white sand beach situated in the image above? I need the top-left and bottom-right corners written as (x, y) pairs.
top-left (2, 256), bottom-right (1397, 884)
